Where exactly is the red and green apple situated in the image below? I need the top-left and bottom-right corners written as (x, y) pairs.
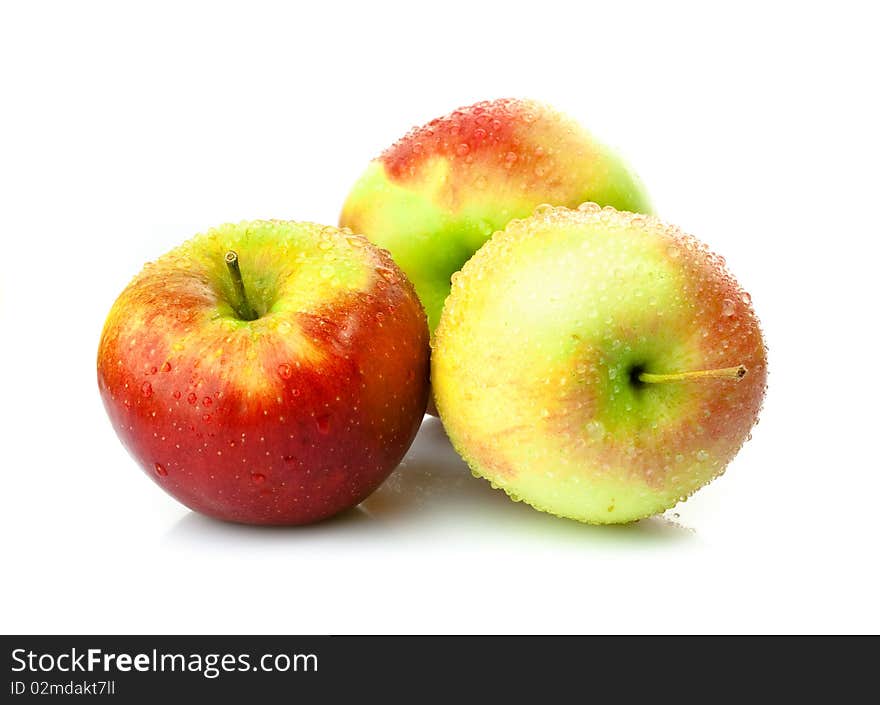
top-left (432, 204), bottom-right (767, 523)
top-left (340, 98), bottom-right (651, 334)
top-left (97, 220), bottom-right (430, 525)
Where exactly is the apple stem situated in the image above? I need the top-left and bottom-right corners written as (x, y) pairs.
top-left (224, 251), bottom-right (258, 321)
top-left (638, 365), bottom-right (747, 384)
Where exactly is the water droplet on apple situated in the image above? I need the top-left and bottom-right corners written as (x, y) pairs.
top-left (318, 239), bottom-right (333, 251)
top-left (345, 235), bottom-right (365, 248)
top-left (141, 381), bottom-right (153, 397)
top-left (251, 473), bottom-right (266, 484)
top-left (162, 362), bottom-right (172, 372)
top-left (456, 143), bottom-right (470, 156)
top-left (377, 267), bottom-right (398, 283)
top-left (277, 363), bottom-right (292, 379)
top-left (316, 414), bottom-right (331, 434)
top-left (154, 463), bottom-right (168, 477)
top-left (202, 414), bottom-right (211, 423)
top-left (740, 292), bottom-right (752, 305)
top-left (187, 392), bottom-right (197, 404)
top-left (696, 449), bottom-right (709, 461)
top-left (534, 203), bottom-right (553, 216)
top-left (722, 298), bottom-right (736, 316)
top-left (585, 420), bottom-right (605, 441)
top-left (203, 396), bottom-right (213, 407)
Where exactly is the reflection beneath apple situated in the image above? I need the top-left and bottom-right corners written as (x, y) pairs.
top-left (165, 417), bottom-right (695, 547)
top-left (164, 503), bottom-right (381, 547)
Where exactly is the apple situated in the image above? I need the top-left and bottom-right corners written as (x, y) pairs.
top-left (431, 204), bottom-right (767, 524)
top-left (340, 98), bottom-right (651, 334)
top-left (97, 220), bottom-right (430, 525)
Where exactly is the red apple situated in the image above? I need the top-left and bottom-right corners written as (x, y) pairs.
top-left (97, 220), bottom-right (430, 525)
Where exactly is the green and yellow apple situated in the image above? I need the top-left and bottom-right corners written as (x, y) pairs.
top-left (97, 220), bottom-right (429, 525)
top-left (340, 98), bottom-right (651, 333)
top-left (432, 204), bottom-right (767, 524)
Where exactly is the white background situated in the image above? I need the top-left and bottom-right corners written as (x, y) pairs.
top-left (1, 1), bottom-right (878, 634)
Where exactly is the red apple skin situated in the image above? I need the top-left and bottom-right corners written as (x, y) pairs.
top-left (97, 221), bottom-right (429, 525)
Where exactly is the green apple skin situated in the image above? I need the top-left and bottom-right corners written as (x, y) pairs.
top-left (97, 221), bottom-right (429, 525)
top-left (340, 98), bottom-right (651, 333)
top-left (432, 204), bottom-right (767, 524)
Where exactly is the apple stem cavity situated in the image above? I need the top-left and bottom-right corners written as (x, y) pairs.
top-left (224, 251), bottom-right (259, 321)
top-left (637, 365), bottom-right (747, 385)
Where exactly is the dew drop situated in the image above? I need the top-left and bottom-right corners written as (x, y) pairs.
top-left (585, 420), bottom-right (605, 441)
top-left (251, 473), bottom-right (266, 484)
top-left (277, 363), bottom-right (292, 379)
top-left (202, 414), bottom-right (212, 423)
top-left (345, 235), bottom-right (365, 248)
top-left (316, 414), bottom-right (331, 434)
top-left (187, 392), bottom-right (197, 404)
top-left (740, 292), bottom-right (752, 305)
top-left (456, 143), bottom-right (470, 156)
top-left (722, 298), bottom-right (736, 317)
top-left (172, 390), bottom-right (181, 400)
top-left (162, 361), bottom-right (172, 372)
top-left (377, 267), bottom-right (398, 283)
top-left (534, 203), bottom-right (554, 215)
top-left (696, 449), bottom-right (709, 461)
top-left (202, 396), bottom-right (213, 407)
top-left (154, 463), bottom-right (168, 477)
top-left (141, 381), bottom-right (153, 397)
